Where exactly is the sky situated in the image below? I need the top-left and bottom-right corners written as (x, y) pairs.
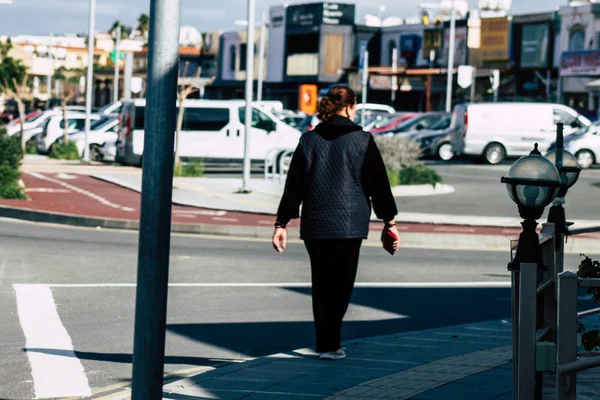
top-left (0, 0), bottom-right (565, 37)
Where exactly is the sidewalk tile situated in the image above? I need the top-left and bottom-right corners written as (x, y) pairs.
top-left (191, 377), bottom-right (275, 391)
top-left (266, 381), bottom-right (351, 396)
top-left (241, 394), bottom-right (324, 400)
top-left (409, 382), bottom-right (510, 400)
top-left (161, 386), bottom-right (248, 399)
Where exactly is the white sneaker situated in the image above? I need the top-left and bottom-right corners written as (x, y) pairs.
top-left (319, 349), bottom-right (346, 360)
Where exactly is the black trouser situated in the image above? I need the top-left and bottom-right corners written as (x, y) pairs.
top-left (304, 239), bottom-right (363, 353)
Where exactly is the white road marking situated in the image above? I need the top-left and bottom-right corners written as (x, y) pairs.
top-left (13, 284), bottom-right (91, 399)
top-left (212, 217), bottom-right (239, 222)
top-left (25, 188), bottom-right (71, 193)
top-left (55, 173), bottom-right (78, 180)
top-left (41, 281), bottom-right (511, 288)
top-left (172, 210), bottom-right (228, 216)
top-left (28, 172), bottom-right (134, 212)
top-left (434, 226), bottom-right (476, 233)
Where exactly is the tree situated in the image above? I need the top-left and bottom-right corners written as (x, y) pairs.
top-left (0, 39), bottom-right (26, 95)
top-left (59, 84), bottom-right (78, 145)
top-left (0, 75), bottom-right (30, 153)
top-left (136, 14), bottom-right (150, 42)
top-left (108, 21), bottom-right (132, 40)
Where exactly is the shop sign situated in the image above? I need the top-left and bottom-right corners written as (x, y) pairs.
top-left (560, 50), bottom-right (600, 76)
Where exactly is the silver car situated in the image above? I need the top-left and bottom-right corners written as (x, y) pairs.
top-left (563, 121), bottom-right (600, 169)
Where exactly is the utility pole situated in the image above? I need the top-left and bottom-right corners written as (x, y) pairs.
top-left (48, 32), bottom-right (53, 101)
top-left (241, 0), bottom-right (255, 193)
top-left (113, 25), bottom-right (121, 103)
top-left (257, 10), bottom-right (267, 102)
top-left (446, 4), bottom-right (456, 113)
top-left (83, 0), bottom-right (95, 163)
top-left (124, 52), bottom-right (133, 101)
top-left (130, 0), bottom-right (181, 398)
top-left (391, 47), bottom-right (398, 104)
top-left (361, 50), bottom-right (369, 127)
top-left (470, 67), bottom-right (477, 102)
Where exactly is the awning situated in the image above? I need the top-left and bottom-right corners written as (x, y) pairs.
top-left (586, 79), bottom-right (600, 90)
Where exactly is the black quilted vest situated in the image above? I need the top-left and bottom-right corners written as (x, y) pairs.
top-left (300, 116), bottom-right (372, 240)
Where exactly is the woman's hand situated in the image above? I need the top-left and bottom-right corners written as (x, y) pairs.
top-left (272, 227), bottom-right (288, 253)
top-left (383, 221), bottom-right (401, 252)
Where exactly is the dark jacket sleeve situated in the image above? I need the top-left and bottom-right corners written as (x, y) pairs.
top-left (276, 143), bottom-right (305, 226)
top-left (362, 136), bottom-right (398, 222)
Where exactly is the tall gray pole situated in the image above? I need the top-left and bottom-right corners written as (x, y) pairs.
top-left (242, 0), bottom-right (255, 193)
top-left (445, 5), bottom-right (456, 113)
top-left (546, 70), bottom-right (551, 101)
top-left (130, 0), bottom-right (181, 397)
top-left (257, 10), bottom-right (267, 102)
top-left (391, 47), bottom-right (398, 104)
top-left (47, 32), bottom-right (53, 101)
top-left (361, 50), bottom-right (369, 127)
top-left (83, 0), bottom-right (95, 162)
top-left (470, 67), bottom-right (477, 102)
top-left (113, 25), bottom-right (121, 103)
top-left (124, 52), bottom-right (133, 101)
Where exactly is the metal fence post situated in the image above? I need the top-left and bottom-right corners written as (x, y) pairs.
top-left (542, 223), bottom-right (557, 342)
top-left (512, 269), bottom-right (520, 398)
top-left (518, 263), bottom-right (537, 400)
top-left (556, 272), bottom-right (578, 400)
top-left (130, 0), bottom-right (181, 398)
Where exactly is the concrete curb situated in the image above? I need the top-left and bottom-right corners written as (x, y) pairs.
top-left (1, 205), bottom-right (600, 254)
top-left (391, 183), bottom-right (455, 197)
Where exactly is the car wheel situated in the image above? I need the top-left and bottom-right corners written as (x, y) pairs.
top-left (437, 142), bottom-right (455, 161)
top-left (483, 143), bottom-right (506, 165)
top-left (576, 150), bottom-right (595, 169)
top-left (89, 144), bottom-right (102, 162)
top-left (276, 151), bottom-right (293, 173)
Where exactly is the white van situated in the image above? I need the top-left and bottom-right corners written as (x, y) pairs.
top-left (116, 99), bottom-right (301, 166)
top-left (451, 103), bottom-right (592, 164)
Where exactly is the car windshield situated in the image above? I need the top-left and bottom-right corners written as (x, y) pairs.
top-left (430, 116), bottom-right (451, 131)
top-left (90, 117), bottom-right (115, 131)
top-left (574, 121), bottom-right (600, 136)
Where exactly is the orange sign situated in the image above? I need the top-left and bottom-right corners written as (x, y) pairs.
top-left (299, 84), bottom-right (318, 115)
top-left (480, 17), bottom-right (510, 61)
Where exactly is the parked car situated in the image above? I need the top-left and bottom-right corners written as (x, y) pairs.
top-left (99, 139), bottom-right (117, 162)
top-left (405, 116), bottom-right (455, 161)
top-left (6, 109), bottom-right (62, 136)
top-left (554, 120), bottom-right (600, 169)
top-left (36, 113), bottom-right (101, 154)
top-left (302, 103), bottom-right (396, 133)
top-left (451, 102), bottom-right (592, 165)
top-left (368, 112), bottom-right (419, 134)
top-left (52, 105), bottom-right (88, 113)
top-left (96, 101), bottom-right (123, 116)
top-left (116, 99), bottom-right (301, 166)
top-left (380, 112), bottom-right (447, 135)
top-left (255, 101), bottom-right (285, 113)
top-left (274, 110), bottom-right (306, 129)
top-left (0, 111), bottom-right (16, 124)
top-left (70, 116), bottom-right (119, 160)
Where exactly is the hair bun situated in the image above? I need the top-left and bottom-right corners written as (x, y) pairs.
top-left (316, 86), bottom-right (357, 122)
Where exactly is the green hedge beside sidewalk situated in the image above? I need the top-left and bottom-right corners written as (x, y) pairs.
top-left (0, 127), bottom-right (27, 199)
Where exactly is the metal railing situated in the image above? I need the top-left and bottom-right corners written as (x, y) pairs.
top-left (512, 223), bottom-right (600, 399)
top-left (264, 148), bottom-right (294, 183)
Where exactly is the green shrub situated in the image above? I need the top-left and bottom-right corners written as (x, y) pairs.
top-left (174, 161), bottom-right (205, 177)
top-left (49, 141), bottom-right (80, 160)
top-left (0, 129), bottom-right (23, 169)
top-left (398, 164), bottom-right (443, 187)
top-left (26, 140), bottom-right (37, 154)
top-left (387, 165), bottom-right (443, 187)
top-left (0, 165), bottom-right (26, 199)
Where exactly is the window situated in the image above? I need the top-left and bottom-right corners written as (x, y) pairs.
top-left (239, 44), bottom-right (247, 72)
top-left (229, 45), bottom-right (236, 72)
top-left (323, 34), bottom-right (344, 76)
top-left (239, 107), bottom-right (274, 130)
top-left (134, 106), bottom-right (145, 129)
top-left (183, 108), bottom-right (230, 131)
top-left (569, 27), bottom-right (585, 51)
top-left (553, 108), bottom-right (583, 129)
top-left (431, 117), bottom-right (451, 130)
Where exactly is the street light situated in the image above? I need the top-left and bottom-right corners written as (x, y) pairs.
top-left (545, 123), bottom-right (582, 234)
top-left (83, 0), bottom-right (96, 163)
top-left (419, 1), bottom-right (457, 113)
top-left (241, 0), bottom-right (255, 193)
top-left (501, 144), bottom-right (563, 271)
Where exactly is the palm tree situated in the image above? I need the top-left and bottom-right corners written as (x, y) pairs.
top-left (108, 21), bottom-right (131, 41)
top-left (136, 14), bottom-right (150, 41)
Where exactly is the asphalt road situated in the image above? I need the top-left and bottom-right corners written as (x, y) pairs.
top-left (0, 219), bottom-right (590, 399)
top-left (406, 161), bottom-right (600, 220)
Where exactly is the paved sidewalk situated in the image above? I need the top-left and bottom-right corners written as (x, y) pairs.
top-left (157, 318), bottom-right (600, 400)
top-left (93, 172), bottom-right (600, 229)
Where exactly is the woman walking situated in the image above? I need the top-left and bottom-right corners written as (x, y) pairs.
top-left (272, 86), bottom-right (400, 360)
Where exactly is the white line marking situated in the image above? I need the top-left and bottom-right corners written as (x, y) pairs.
top-left (434, 226), bottom-right (476, 233)
top-left (41, 281), bottom-right (511, 288)
top-left (28, 172), bottom-right (134, 212)
top-left (172, 210), bottom-right (228, 216)
top-left (55, 173), bottom-right (78, 180)
top-left (13, 284), bottom-right (91, 399)
top-left (212, 217), bottom-right (239, 222)
top-left (25, 188), bottom-right (71, 193)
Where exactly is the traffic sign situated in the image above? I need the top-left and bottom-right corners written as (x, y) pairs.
top-left (457, 65), bottom-right (474, 89)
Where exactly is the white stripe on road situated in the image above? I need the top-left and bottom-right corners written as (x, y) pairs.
top-left (28, 172), bottom-right (135, 212)
top-left (13, 284), bottom-right (91, 399)
top-left (40, 281), bottom-right (511, 288)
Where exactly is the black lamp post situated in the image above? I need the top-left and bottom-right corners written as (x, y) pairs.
top-left (545, 123), bottom-right (582, 234)
top-left (501, 144), bottom-right (563, 271)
